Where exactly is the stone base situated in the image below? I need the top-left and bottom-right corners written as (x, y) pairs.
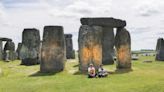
top-left (102, 58), bottom-right (114, 65)
top-left (21, 58), bottom-right (39, 65)
top-left (116, 62), bottom-right (131, 69)
top-left (66, 50), bottom-right (75, 59)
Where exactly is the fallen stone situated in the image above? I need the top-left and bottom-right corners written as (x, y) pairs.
top-left (132, 56), bottom-right (139, 60)
top-left (143, 60), bottom-right (153, 63)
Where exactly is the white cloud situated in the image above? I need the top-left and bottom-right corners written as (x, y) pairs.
top-left (135, 0), bottom-right (164, 17)
top-left (48, 0), bottom-right (113, 18)
top-left (0, 0), bottom-right (164, 50)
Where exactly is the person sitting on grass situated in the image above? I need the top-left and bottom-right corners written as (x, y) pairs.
top-left (88, 63), bottom-right (96, 78)
top-left (98, 64), bottom-right (108, 78)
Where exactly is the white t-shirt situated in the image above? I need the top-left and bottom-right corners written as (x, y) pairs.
top-left (88, 67), bottom-right (95, 74)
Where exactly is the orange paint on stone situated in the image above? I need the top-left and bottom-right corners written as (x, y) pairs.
top-left (92, 45), bottom-right (102, 65)
top-left (81, 47), bottom-right (91, 65)
top-left (118, 47), bottom-right (126, 63)
top-left (117, 45), bottom-right (131, 63)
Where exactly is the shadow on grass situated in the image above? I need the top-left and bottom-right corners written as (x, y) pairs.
top-left (29, 71), bottom-right (61, 77)
top-left (73, 69), bottom-right (133, 75)
top-left (73, 64), bottom-right (79, 67)
top-left (73, 71), bottom-right (87, 75)
top-left (113, 69), bottom-right (133, 74)
top-left (19, 62), bottom-right (40, 66)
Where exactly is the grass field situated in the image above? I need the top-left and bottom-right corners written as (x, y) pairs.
top-left (0, 56), bottom-right (164, 92)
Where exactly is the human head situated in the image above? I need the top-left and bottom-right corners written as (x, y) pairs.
top-left (100, 64), bottom-right (103, 67)
top-left (89, 63), bottom-right (93, 67)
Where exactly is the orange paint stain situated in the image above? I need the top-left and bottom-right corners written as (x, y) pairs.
top-left (117, 45), bottom-right (131, 63)
top-left (92, 45), bottom-right (102, 65)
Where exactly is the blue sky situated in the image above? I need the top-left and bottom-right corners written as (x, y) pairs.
top-left (0, 0), bottom-right (164, 50)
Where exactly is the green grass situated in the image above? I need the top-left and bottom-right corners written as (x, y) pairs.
top-left (0, 56), bottom-right (164, 92)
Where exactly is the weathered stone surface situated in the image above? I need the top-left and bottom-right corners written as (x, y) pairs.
top-left (40, 26), bottom-right (65, 73)
top-left (115, 28), bottom-right (131, 69)
top-left (80, 17), bottom-right (126, 27)
top-left (4, 41), bottom-right (16, 61)
top-left (0, 38), bottom-right (12, 41)
top-left (0, 38), bottom-right (13, 61)
top-left (16, 43), bottom-right (22, 59)
top-left (155, 38), bottom-right (164, 61)
top-left (20, 28), bottom-right (40, 65)
top-left (64, 34), bottom-right (75, 59)
top-left (102, 27), bottom-right (115, 64)
top-left (78, 25), bottom-right (102, 72)
top-left (0, 40), bottom-right (3, 60)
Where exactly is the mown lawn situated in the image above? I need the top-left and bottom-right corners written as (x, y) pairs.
top-left (0, 56), bottom-right (164, 92)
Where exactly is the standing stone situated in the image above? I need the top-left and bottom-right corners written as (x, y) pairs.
top-left (4, 41), bottom-right (16, 61)
top-left (155, 38), bottom-right (164, 61)
top-left (0, 40), bottom-right (2, 60)
top-left (41, 26), bottom-right (65, 73)
top-left (102, 27), bottom-right (115, 64)
top-left (78, 25), bottom-right (102, 72)
top-left (115, 28), bottom-right (131, 69)
top-left (20, 28), bottom-right (40, 65)
top-left (16, 43), bottom-right (22, 59)
top-left (64, 34), bottom-right (75, 59)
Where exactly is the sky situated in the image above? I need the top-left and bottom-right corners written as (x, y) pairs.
top-left (0, 0), bottom-right (164, 50)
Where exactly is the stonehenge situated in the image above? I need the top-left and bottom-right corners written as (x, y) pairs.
top-left (79, 17), bottom-right (131, 72)
top-left (78, 25), bottom-right (103, 72)
top-left (4, 41), bottom-right (17, 61)
top-left (155, 38), bottom-right (164, 61)
top-left (64, 34), bottom-right (75, 59)
top-left (40, 26), bottom-right (65, 73)
top-left (0, 38), bottom-right (16, 61)
top-left (0, 17), bottom-right (132, 73)
top-left (20, 28), bottom-right (40, 65)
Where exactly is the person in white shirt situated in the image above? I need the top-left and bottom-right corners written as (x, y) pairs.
top-left (88, 64), bottom-right (96, 78)
top-left (98, 64), bottom-right (108, 78)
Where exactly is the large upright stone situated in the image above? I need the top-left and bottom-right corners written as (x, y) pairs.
top-left (81, 17), bottom-right (126, 27)
top-left (20, 28), bottom-right (40, 65)
top-left (16, 43), bottom-right (22, 59)
top-left (155, 38), bottom-right (164, 61)
top-left (64, 34), bottom-right (75, 59)
top-left (0, 40), bottom-right (3, 60)
top-left (115, 28), bottom-right (131, 69)
top-left (102, 27), bottom-right (115, 64)
top-left (4, 41), bottom-right (16, 61)
top-left (78, 25), bottom-right (102, 72)
top-left (41, 26), bottom-right (65, 73)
